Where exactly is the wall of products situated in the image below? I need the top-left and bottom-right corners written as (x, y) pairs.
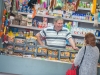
top-left (0, 0), bottom-right (100, 64)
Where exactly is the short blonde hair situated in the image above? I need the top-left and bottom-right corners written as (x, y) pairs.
top-left (54, 16), bottom-right (63, 23)
top-left (85, 33), bottom-right (96, 47)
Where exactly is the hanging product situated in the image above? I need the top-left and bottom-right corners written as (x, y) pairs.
top-left (12, 0), bottom-right (18, 14)
top-left (93, 3), bottom-right (99, 27)
top-left (49, 0), bottom-right (55, 9)
top-left (75, 0), bottom-right (80, 11)
top-left (2, 11), bottom-right (9, 44)
top-left (93, 12), bottom-right (98, 27)
top-left (91, 0), bottom-right (97, 15)
top-left (3, 0), bottom-right (12, 13)
top-left (0, 9), bottom-right (7, 38)
top-left (28, 0), bottom-right (37, 18)
top-left (0, 26), bottom-right (3, 38)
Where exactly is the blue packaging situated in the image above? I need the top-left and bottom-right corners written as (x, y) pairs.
top-left (66, 40), bottom-right (70, 45)
top-left (98, 12), bottom-right (100, 22)
top-left (95, 30), bottom-right (100, 37)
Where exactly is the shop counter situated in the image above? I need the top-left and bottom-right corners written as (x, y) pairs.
top-left (0, 55), bottom-right (100, 75)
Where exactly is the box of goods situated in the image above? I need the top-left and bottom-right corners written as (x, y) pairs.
top-left (37, 47), bottom-right (47, 56)
top-left (15, 14), bottom-right (22, 20)
top-left (71, 53), bottom-right (76, 58)
top-left (60, 51), bottom-right (70, 57)
top-left (70, 52), bottom-right (77, 62)
top-left (12, 19), bottom-right (20, 25)
top-left (8, 36), bottom-right (14, 43)
top-left (25, 38), bottom-right (37, 54)
top-left (14, 37), bottom-right (26, 52)
top-left (27, 18), bottom-right (32, 22)
top-left (22, 15), bottom-right (27, 21)
top-left (26, 42), bottom-right (36, 46)
top-left (48, 49), bottom-right (58, 60)
top-left (14, 46), bottom-right (24, 51)
top-left (60, 51), bottom-right (70, 62)
top-left (26, 38), bottom-right (37, 47)
top-left (6, 44), bottom-right (13, 50)
top-left (20, 20), bottom-right (27, 26)
top-left (15, 38), bottom-right (26, 45)
top-left (24, 46), bottom-right (35, 58)
top-left (26, 46), bottom-right (36, 51)
top-left (4, 48), bottom-right (13, 55)
top-left (27, 22), bottom-right (32, 26)
top-left (13, 53), bottom-right (23, 56)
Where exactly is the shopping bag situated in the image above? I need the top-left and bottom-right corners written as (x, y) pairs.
top-left (66, 64), bottom-right (78, 75)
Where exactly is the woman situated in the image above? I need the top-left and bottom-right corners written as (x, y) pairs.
top-left (74, 33), bottom-right (99, 75)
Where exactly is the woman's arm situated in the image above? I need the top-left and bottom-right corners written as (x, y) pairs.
top-left (74, 46), bottom-right (85, 66)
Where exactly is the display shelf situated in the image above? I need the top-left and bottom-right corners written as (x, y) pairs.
top-left (14, 43), bottom-right (25, 46)
top-left (18, 12), bottom-right (55, 18)
top-left (63, 17), bottom-right (97, 24)
top-left (7, 42), bottom-right (14, 45)
top-left (18, 12), bottom-right (32, 15)
top-left (9, 25), bottom-right (43, 30)
top-left (7, 49), bottom-right (13, 52)
top-left (60, 56), bottom-right (69, 59)
top-left (15, 36), bottom-right (26, 39)
top-left (48, 54), bottom-right (58, 58)
top-left (17, 12), bottom-right (100, 24)
top-left (78, 7), bottom-right (91, 10)
top-left (37, 45), bottom-right (67, 51)
top-left (72, 34), bottom-right (85, 37)
top-left (38, 45), bottom-right (78, 52)
top-left (37, 53), bottom-right (47, 56)
top-left (24, 51), bottom-right (34, 55)
top-left (9, 25), bottom-right (100, 40)
top-left (18, 7), bottom-right (91, 16)
top-left (72, 34), bottom-right (100, 40)
top-left (36, 14), bottom-right (55, 18)
top-left (69, 50), bottom-right (78, 53)
top-left (96, 37), bottom-right (100, 40)
top-left (26, 45), bottom-right (36, 48)
top-left (14, 50), bottom-right (24, 53)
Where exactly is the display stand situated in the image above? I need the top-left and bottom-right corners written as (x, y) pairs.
top-left (0, 55), bottom-right (100, 75)
top-left (0, 0), bottom-right (100, 75)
